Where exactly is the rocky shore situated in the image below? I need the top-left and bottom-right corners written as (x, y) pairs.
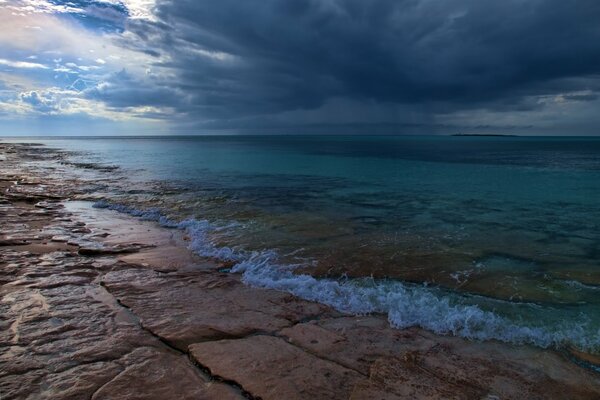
top-left (1, 142), bottom-right (600, 399)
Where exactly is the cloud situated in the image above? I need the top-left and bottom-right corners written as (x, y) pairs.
top-left (562, 92), bottom-right (598, 102)
top-left (1, 84), bottom-right (171, 122)
top-left (120, 0), bottom-right (156, 20)
top-left (112, 0), bottom-right (600, 133)
top-left (0, 58), bottom-right (48, 69)
top-left (0, 5), bottom-right (167, 121)
top-left (20, 90), bottom-right (48, 108)
top-left (2, 0), bottom-right (600, 135)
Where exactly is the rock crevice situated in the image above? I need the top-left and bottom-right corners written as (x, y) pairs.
top-left (1, 142), bottom-right (600, 400)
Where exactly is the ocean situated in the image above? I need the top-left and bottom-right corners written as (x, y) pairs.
top-left (13, 135), bottom-right (600, 356)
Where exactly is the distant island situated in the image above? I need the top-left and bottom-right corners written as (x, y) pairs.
top-left (451, 133), bottom-right (518, 137)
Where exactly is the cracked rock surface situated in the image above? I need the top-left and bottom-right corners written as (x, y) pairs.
top-left (0, 144), bottom-right (244, 400)
top-left (101, 267), bottom-right (336, 350)
top-left (1, 142), bottom-right (600, 400)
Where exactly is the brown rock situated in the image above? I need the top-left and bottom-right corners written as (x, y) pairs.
top-left (102, 268), bottom-right (335, 350)
top-left (28, 361), bottom-right (124, 400)
top-left (349, 354), bottom-right (487, 400)
top-left (78, 243), bottom-right (150, 256)
top-left (282, 316), bottom-right (600, 399)
top-left (189, 335), bottom-right (366, 400)
top-left (281, 316), bottom-right (437, 374)
top-left (0, 238), bottom-right (30, 246)
top-left (50, 235), bottom-right (71, 242)
top-left (91, 348), bottom-right (243, 400)
top-left (3, 143), bottom-right (600, 400)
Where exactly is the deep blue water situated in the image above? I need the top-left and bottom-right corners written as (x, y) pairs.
top-left (11, 135), bottom-right (600, 355)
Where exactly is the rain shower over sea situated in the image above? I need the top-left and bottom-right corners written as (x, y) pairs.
top-left (27, 135), bottom-right (600, 356)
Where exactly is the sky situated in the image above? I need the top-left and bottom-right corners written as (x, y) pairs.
top-left (1, 0), bottom-right (600, 136)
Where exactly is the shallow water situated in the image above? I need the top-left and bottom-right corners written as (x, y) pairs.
top-left (11, 135), bottom-right (600, 354)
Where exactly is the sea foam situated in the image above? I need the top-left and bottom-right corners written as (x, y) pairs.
top-left (93, 200), bottom-right (600, 353)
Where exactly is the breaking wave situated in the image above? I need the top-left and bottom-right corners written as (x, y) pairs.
top-left (93, 200), bottom-right (600, 354)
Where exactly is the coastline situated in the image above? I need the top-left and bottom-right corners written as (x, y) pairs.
top-left (1, 142), bottom-right (600, 399)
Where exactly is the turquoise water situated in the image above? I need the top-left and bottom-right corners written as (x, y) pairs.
top-left (16, 135), bottom-right (600, 355)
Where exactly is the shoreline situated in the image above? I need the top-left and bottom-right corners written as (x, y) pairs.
top-left (1, 142), bottom-right (600, 399)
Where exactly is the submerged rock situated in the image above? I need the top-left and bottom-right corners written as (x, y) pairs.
top-left (2, 142), bottom-right (599, 400)
top-left (282, 316), bottom-right (600, 399)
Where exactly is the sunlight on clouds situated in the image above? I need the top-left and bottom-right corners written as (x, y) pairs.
top-left (5, 0), bottom-right (82, 15)
top-left (188, 47), bottom-right (236, 62)
top-left (4, 0), bottom-right (156, 20)
top-left (0, 9), bottom-right (153, 74)
top-left (0, 58), bottom-right (48, 69)
top-left (0, 86), bottom-right (168, 121)
top-left (119, 0), bottom-right (156, 20)
top-left (0, 5), bottom-right (169, 126)
top-left (124, 105), bottom-right (175, 118)
top-left (2, 0), bottom-right (599, 135)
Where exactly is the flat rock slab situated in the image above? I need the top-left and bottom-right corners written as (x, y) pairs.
top-left (0, 238), bottom-right (30, 246)
top-left (0, 243), bottom-right (242, 400)
top-left (102, 268), bottom-right (336, 350)
top-left (0, 163), bottom-right (246, 400)
top-left (65, 200), bottom-right (211, 272)
top-left (1, 251), bottom-right (148, 399)
top-left (281, 316), bottom-right (436, 375)
top-left (189, 335), bottom-right (366, 400)
top-left (78, 243), bottom-right (154, 256)
top-left (91, 347), bottom-right (243, 400)
top-left (4, 144), bottom-right (600, 400)
top-left (282, 316), bottom-right (600, 399)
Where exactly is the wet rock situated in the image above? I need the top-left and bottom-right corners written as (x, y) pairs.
top-left (91, 347), bottom-right (243, 400)
top-left (35, 201), bottom-right (64, 210)
top-left (72, 227), bottom-right (92, 234)
top-left (92, 232), bottom-right (111, 238)
top-left (349, 348), bottom-right (600, 400)
top-left (349, 355), bottom-right (487, 400)
top-left (3, 142), bottom-right (600, 400)
top-left (62, 161), bottom-right (119, 172)
top-left (38, 362), bottom-right (124, 400)
top-left (189, 335), bottom-right (365, 400)
top-left (282, 316), bottom-right (600, 399)
top-left (102, 268), bottom-right (335, 350)
top-left (78, 244), bottom-right (152, 256)
top-left (50, 235), bottom-right (71, 242)
top-left (0, 282), bottom-right (155, 399)
top-left (281, 316), bottom-right (433, 374)
top-left (0, 156), bottom-right (236, 399)
top-left (0, 238), bottom-right (30, 246)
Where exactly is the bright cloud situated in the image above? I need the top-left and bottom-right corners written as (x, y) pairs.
top-left (1, 0), bottom-right (600, 136)
top-left (0, 58), bottom-right (48, 69)
top-left (0, 2), bottom-right (170, 131)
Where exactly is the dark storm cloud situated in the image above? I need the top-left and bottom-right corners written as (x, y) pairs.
top-left (141, 1), bottom-right (600, 110)
top-left (563, 93), bottom-right (598, 102)
top-left (9, 0), bottom-right (600, 133)
top-left (85, 69), bottom-right (183, 110)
